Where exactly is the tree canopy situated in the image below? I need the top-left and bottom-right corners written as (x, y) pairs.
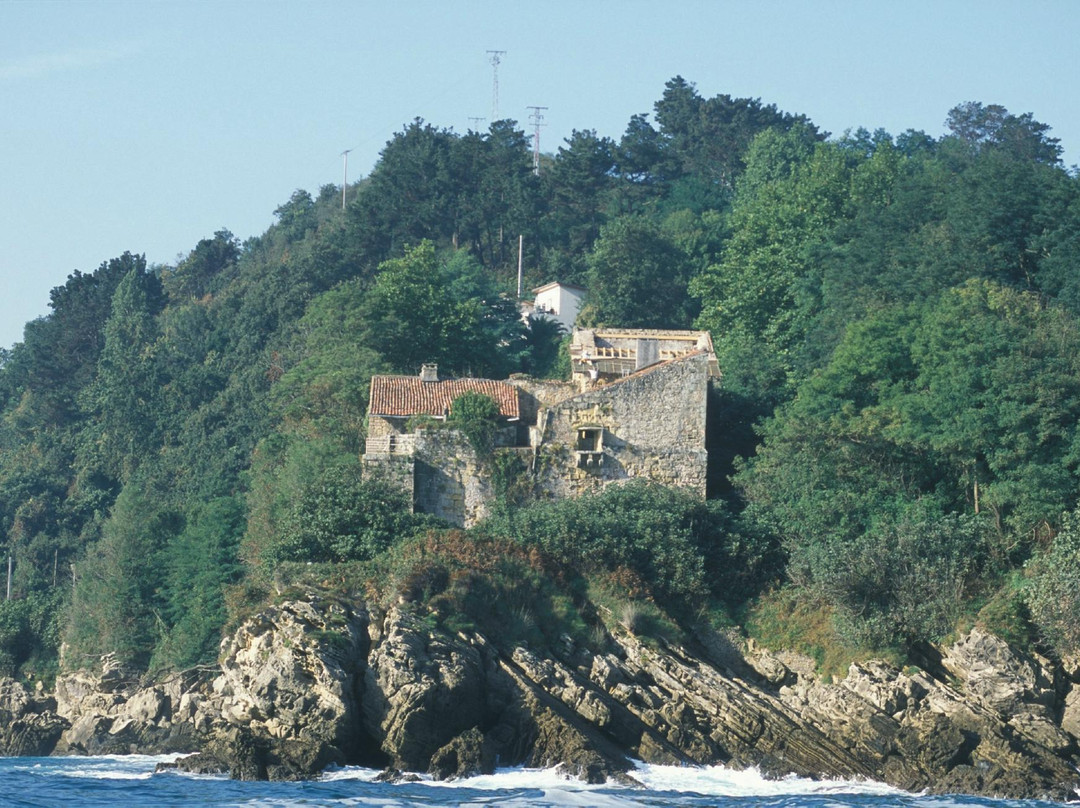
top-left (2, 81), bottom-right (1080, 679)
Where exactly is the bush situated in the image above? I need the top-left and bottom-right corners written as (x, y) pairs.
top-left (0, 590), bottom-right (63, 680)
top-left (269, 463), bottom-right (436, 564)
top-left (368, 531), bottom-right (588, 651)
top-left (814, 511), bottom-right (986, 649)
top-left (1026, 510), bottom-right (1080, 657)
top-left (448, 392), bottom-right (500, 456)
top-left (482, 482), bottom-right (780, 614)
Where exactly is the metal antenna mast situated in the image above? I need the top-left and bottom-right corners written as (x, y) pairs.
top-left (340, 149), bottom-right (352, 210)
top-left (527, 106), bottom-right (548, 175)
top-left (487, 50), bottom-right (506, 120)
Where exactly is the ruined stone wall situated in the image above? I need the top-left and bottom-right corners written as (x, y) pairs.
top-left (412, 430), bottom-right (493, 528)
top-left (535, 353), bottom-right (710, 499)
top-left (364, 355), bottom-right (712, 524)
top-left (506, 377), bottom-right (579, 424)
top-left (362, 453), bottom-right (415, 503)
top-left (367, 416), bottom-right (399, 439)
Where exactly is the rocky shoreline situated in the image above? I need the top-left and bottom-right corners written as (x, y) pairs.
top-left (2, 597), bottom-right (1078, 801)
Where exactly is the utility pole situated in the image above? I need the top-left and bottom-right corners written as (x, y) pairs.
top-left (517, 235), bottom-right (524, 299)
top-left (487, 50), bottom-right (506, 121)
top-left (468, 116), bottom-right (486, 131)
top-left (340, 149), bottom-right (352, 211)
top-left (527, 106), bottom-right (548, 175)
top-left (6, 555), bottom-right (11, 601)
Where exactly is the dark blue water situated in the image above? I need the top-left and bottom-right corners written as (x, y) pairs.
top-left (0, 755), bottom-right (1072, 807)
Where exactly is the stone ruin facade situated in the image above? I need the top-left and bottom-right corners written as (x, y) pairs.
top-left (362, 330), bottom-right (720, 527)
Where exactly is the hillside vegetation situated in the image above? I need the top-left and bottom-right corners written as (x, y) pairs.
top-left (1, 79), bottom-right (1079, 680)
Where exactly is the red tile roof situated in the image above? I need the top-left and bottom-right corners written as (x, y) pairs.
top-left (369, 375), bottom-right (520, 419)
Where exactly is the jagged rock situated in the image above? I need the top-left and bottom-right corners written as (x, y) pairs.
top-left (159, 751), bottom-right (229, 776)
top-left (373, 768), bottom-right (422, 783)
top-left (124, 686), bottom-right (169, 724)
top-left (428, 727), bottom-right (494, 780)
top-left (216, 599), bottom-right (369, 753)
top-left (361, 607), bottom-right (485, 770)
top-left (14, 598), bottom-right (1080, 800)
top-left (54, 670), bottom-right (126, 719)
top-left (746, 650), bottom-right (791, 686)
top-left (939, 627), bottom-right (1054, 717)
top-left (0, 679), bottom-right (69, 757)
top-left (1062, 685), bottom-right (1080, 740)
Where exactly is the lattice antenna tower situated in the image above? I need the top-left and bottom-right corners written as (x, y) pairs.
top-left (527, 106), bottom-right (548, 175)
top-left (487, 50), bottom-right (506, 120)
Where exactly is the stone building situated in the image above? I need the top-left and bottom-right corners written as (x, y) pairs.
top-left (362, 330), bottom-right (720, 527)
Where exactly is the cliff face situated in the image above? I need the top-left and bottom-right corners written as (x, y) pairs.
top-left (3, 597), bottom-right (1079, 801)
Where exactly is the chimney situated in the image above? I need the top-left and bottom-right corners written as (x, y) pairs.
top-left (420, 363), bottom-right (439, 382)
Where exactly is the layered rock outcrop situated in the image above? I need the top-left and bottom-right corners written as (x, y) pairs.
top-left (2, 598), bottom-right (1078, 802)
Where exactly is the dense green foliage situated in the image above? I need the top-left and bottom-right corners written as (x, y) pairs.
top-left (448, 392), bottom-right (501, 456)
top-left (483, 482), bottom-right (777, 615)
top-left (1026, 511), bottom-right (1080, 657)
top-left (2, 76), bottom-right (1079, 680)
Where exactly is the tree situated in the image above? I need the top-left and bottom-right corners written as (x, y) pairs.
top-left (359, 242), bottom-right (526, 377)
top-left (78, 266), bottom-right (166, 483)
top-left (539, 129), bottom-right (618, 282)
top-left (66, 485), bottom-right (178, 669)
top-left (449, 121), bottom-right (540, 271)
top-left (152, 495), bottom-right (244, 670)
top-left (945, 101), bottom-right (1062, 165)
top-left (164, 229), bottom-right (239, 301)
top-left (348, 119), bottom-right (457, 263)
top-left (273, 189), bottom-right (317, 243)
top-left (691, 127), bottom-right (853, 403)
top-left (585, 216), bottom-right (696, 328)
top-left (653, 76), bottom-right (821, 207)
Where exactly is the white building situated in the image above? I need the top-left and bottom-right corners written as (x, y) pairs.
top-left (525, 282), bottom-right (587, 333)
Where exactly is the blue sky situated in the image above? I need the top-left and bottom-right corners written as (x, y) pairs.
top-left (2, 0), bottom-right (1078, 350)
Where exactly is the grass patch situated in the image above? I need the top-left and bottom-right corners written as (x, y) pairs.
top-left (742, 585), bottom-right (895, 679)
top-left (972, 572), bottom-right (1037, 653)
top-left (585, 567), bottom-right (686, 648)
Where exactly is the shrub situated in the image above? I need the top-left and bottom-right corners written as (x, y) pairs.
top-left (814, 511), bottom-right (986, 649)
top-left (448, 392), bottom-right (500, 456)
top-left (268, 460), bottom-right (437, 564)
top-left (1026, 510), bottom-right (1080, 657)
top-left (482, 482), bottom-right (780, 614)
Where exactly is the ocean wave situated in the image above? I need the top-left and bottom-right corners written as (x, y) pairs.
top-left (320, 761), bottom-right (906, 800)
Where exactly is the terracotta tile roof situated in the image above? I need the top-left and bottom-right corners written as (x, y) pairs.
top-left (369, 375), bottom-right (521, 419)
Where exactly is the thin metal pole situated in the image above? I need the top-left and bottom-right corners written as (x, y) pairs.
top-left (341, 150), bottom-right (352, 210)
top-left (517, 235), bottom-right (524, 299)
top-left (6, 555), bottom-right (11, 601)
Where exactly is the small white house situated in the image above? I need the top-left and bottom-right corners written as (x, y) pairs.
top-left (528, 282), bottom-right (587, 333)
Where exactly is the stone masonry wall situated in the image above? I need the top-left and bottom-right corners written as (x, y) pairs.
top-left (535, 352), bottom-right (710, 499)
top-left (412, 430), bottom-right (493, 528)
top-left (362, 453), bottom-right (415, 503)
top-left (364, 354), bottom-right (712, 526)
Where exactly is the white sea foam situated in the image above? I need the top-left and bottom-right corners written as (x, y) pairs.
top-left (22, 753), bottom-right (190, 780)
top-left (629, 761), bottom-right (906, 797)
top-left (321, 760), bottom-right (906, 801)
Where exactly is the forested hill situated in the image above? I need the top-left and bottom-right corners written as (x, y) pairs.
top-left (2, 77), bottom-right (1079, 681)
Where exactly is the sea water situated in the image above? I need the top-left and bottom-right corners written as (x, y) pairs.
top-left (0, 755), bottom-right (1072, 808)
